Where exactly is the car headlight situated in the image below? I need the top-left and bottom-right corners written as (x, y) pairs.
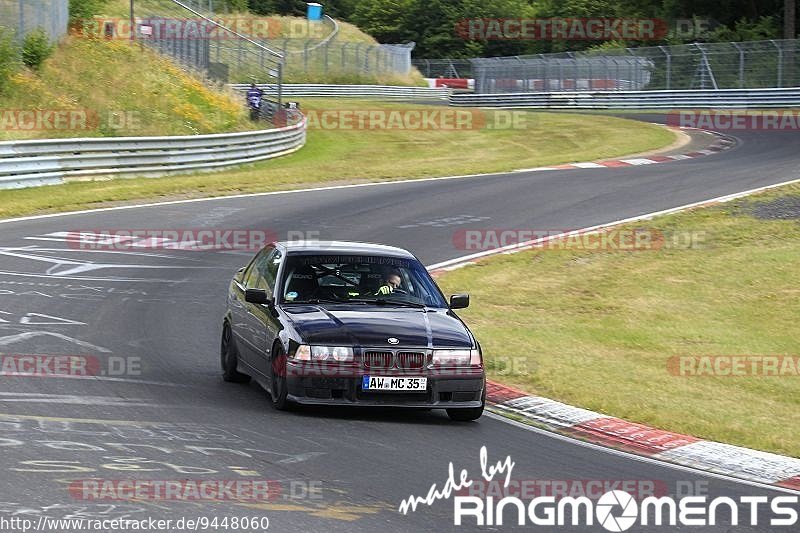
top-left (292, 345), bottom-right (354, 362)
top-left (431, 349), bottom-right (482, 366)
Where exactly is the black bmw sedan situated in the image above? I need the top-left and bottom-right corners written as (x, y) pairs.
top-left (221, 241), bottom-right (485, 421)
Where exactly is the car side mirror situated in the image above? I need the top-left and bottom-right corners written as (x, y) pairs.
top-left (449, 294), bottom-right (470, 309)
top-left (245, 288), bottom-right (271, 306)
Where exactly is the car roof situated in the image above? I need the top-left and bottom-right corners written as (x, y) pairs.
top-left (277, 240), bottom-right (416, 259)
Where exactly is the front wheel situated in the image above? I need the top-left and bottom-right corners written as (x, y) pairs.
top-left (269, 345), bottom-right (290, 411)
top-left (221, 324), bottom-right (251, 384)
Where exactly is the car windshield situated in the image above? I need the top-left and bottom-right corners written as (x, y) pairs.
top-left (279, 253), bottom-right (448, 308)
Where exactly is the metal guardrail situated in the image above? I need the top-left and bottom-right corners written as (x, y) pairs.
top-left (449, 88), bottom-right (800, 108)
top-left (231, 84), bottom-right (451, 99)
top-left (0, 118), bottom-right (307, 190)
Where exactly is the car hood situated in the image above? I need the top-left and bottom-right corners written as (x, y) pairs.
top-left (282, 305), bottom-right (473, 348)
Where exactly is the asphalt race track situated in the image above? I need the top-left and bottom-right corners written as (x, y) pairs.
top-left (0, 116), bottom-right (798, 532)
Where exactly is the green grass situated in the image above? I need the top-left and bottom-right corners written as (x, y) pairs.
top-left (0, 36), bottom-right (252, 139)
top-left (436, 184), bottom-right (800, 457)
top-left (0, 100), bottom-right (674, 218)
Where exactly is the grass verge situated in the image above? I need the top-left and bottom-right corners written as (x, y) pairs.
top-left (0, 100), bottom-right (674, 219)
top-left (436, 183), bottom-right (800, 457)
top-left (0, 37), bottom-right (251, 139)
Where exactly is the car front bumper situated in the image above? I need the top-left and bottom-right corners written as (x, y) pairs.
top-left (284, 363), bottom-right (485, 408)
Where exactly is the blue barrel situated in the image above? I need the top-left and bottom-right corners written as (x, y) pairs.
top-left (306, 3), bottom-right (323, 21)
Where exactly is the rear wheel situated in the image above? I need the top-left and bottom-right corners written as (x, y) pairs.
top-left (269, 344), bottom-right (290, 410)
top-left (221, 324), bottom-right (250, 384)
top-left (446, 391), bottom-right (484, 421)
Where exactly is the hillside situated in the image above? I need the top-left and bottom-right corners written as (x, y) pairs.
top-left (98, 1), bottom-right (379, 43)
top-left (0, 36), bottom-right (252, 140)
top-left (91, 0), bottom-right (425, 84)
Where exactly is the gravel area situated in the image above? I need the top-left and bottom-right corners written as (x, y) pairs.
top-left (750, 195), bottom-right (800, 220)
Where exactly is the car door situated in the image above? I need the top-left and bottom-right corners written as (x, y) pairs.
top-left (242, 247), bottom-right (283, 378)
top-left (230, 247), bottom-right (271, 373)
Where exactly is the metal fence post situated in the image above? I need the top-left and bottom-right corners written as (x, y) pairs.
top-left (659, 46), bottom-right (671, 89)
top-left (771, 40), bottom-right (783, 87)
top-left (17, 0), bottom-right (25, 43)
top-left (732, 42), bottom-right (745, 88)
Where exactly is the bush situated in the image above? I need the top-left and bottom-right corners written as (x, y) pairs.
top-left (21, 29), bottom-right (54, 70)
top-left (0, 30), bottom-right (20, 94)
top-left (225, 0), bottom-right (250, 12)
top-left (69, 0), bottom-right (109, 23)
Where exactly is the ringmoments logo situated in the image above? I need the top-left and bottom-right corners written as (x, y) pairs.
top-left (398, 447), bottom-right (799, 529)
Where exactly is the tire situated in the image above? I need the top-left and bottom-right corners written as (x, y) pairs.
top-left (269, 344), bottom-right (290, 411)
top-left (221, 323), bottom-right (251, 384)
top-left (446, 390), bottom-right (485, 421)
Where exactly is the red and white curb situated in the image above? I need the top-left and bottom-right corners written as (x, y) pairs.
top-left (485, 382), bottom-right (800, 492)
top-left (428, 176), bottom-right (800, 492)
top-left (512, 131), bottom-right (735, 173)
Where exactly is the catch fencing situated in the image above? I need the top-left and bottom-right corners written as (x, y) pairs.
top-left (0, 0), bottom-right (69, 43)
top-left (412, 59), bottom-right (473, 79)
top-left (125, 0), bottom-right (413, 87)
top-left (471, 39), bottom-right (800, 94)
top-left (449, 87), bottom-right (800, 109)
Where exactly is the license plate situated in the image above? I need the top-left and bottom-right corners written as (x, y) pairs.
top-left (361, 376), bottom-right (427, 392)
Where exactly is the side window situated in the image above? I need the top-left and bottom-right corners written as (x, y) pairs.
top-left (264, 249), bottom-right (282, 291)
top-left (244, 247), bottom-right (273, 290)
